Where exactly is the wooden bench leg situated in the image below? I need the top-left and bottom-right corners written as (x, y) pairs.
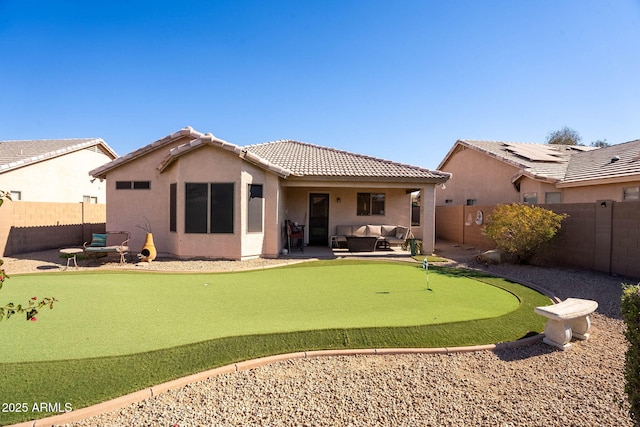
top-left (543, 319), bottom-right (573, 350)
top-left (569, 315), bottom-right (592, 340)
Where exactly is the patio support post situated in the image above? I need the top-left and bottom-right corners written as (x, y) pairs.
top-left (421, 185), bottom-right (436, 254)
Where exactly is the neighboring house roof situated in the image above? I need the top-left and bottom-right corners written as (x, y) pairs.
top-left (560, 139), bottom-right (640, 187)
top-left (438, 140), bottom-right (596, 184)
top-left (0, 138), bottom-right (118, 174)
top-left (92, 127), bottom-right (451, 184)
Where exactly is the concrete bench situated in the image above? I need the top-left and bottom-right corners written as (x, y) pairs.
top-left (535, 298), bottom-right (598, 350)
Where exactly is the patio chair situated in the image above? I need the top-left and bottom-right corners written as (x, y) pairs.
top-left (286, 220), bottom-right (304, 253)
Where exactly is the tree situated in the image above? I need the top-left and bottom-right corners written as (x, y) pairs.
top-left (546, 126), bottom-right (582, 145)
top-left (590, 139), bottom-right (611, 148)
top-left (482, 203), bottom-right (568, 263)
top-left (0, 190), bottom-right (57, 321)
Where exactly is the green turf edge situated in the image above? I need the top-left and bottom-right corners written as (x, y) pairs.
top-left (0, 267), bottom-right (549, 425)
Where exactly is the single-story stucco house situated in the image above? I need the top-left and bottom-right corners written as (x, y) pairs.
top-left (90, 127), bottom-right (450, 260)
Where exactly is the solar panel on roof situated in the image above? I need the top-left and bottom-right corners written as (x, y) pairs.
top-left (503, 143), bottom-right (565, 162)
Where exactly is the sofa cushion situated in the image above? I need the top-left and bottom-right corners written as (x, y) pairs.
top-left (352, 225), bottom-right (368, 236)
top-left (381, 225), bottom-right (396, 237)
top-left (395, 226), bottom-right (408, 240)
top-left (367, 225), bottom-right (382, 237)
top-left (336, 225), bottom-right (352, 236)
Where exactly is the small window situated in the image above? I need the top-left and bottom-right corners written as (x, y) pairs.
top-left (82, 195), bottom-right (98, 203)
top-left (545, 192), bottom-right (561, 204)
top-left (623, 186), bottom-right (640, 200)
top-left (116, 181), bottom-right (151, 190)
top-left (466, 199), bottom-right (477, 206)
top-left (10, 190), bottom-right (22, 200)
top-left (445, 199), bottom-right (453, 204)
top-left (247, 184), bottom-right (263, 233)
top-left (357, 193), bottom-right (385, 216)
top-left (411, 201), bottom-right (420, 226)
top-left (116, 181), bottom-right (132, 189)
top-left (523, 193), bottom-right (537, 204)
top-left (133, 181), bottom-right (151, 189)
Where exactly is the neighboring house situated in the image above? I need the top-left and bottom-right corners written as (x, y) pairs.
top-left (90, 127), bottom-right (450, 260)
top-left (0, 138), bottom-right (118, 203)
top-left (436, 139), bottom-right (640, 206)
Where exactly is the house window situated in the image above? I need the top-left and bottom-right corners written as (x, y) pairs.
top-left (623, 186), bottom-right (640, 201)
top-left (523, 193), bottom-right (537, 204)
top-left (545, 192), bottom-right (561, 204)
top-left (82, 195), bottom-right (98, 203)
top-left (247, 184), bottom-right (263, 233)
top-left (169, 183), bottom-right (177, 232)
top-left (445, 199), bottom-right (453, 205)
top-left (466, 199), bottom-right (476, 206)
top-left (185, 183), bottom-right (234, 234)
top-left (357, 193), bottom-right (385, 216)
top-left (411, 200), bottom-right (420, 226)
top-left (116, 181), bottom-right (151, 190)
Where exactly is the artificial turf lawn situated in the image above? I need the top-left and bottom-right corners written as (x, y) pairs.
top-left (0, 260), bottom-right (550, 425)
top-left (2, 261), bottom-right (519, 362)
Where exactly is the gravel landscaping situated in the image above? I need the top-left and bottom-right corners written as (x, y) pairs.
top-left (3, 244), bottom-right (634, 426)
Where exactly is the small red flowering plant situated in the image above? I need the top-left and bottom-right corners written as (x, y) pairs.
top-left (0, 191), bottom-right (58, 321)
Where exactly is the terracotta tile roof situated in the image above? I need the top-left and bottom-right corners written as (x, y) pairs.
top-left (562, 139), bottom-right (640, 184)
top-left (0, 138), bottom-right (117, 174)
top-left (92, 128), bottom-right (451, 183)
top-left (245, 140), bottom-right (450, 182)
top-left (90, 127), bottom-right (203, 178)
top-left (156, 134), bottom-right (293, 178)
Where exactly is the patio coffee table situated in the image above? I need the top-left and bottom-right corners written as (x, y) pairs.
top-left (345, 236), bottom-right (378, 252)
top-left (60, 248), bottom-right (83, 270)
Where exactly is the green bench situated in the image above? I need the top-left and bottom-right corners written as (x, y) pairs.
top-left (83, 231), bottom-right (130, 264)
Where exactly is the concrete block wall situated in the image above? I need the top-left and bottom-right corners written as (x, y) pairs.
top-left (0, 201), bottom-right (106, 256)
top-left (611, 201), bottom-right (640, 278)
top-left (436, 201), bottom-right (640, 279)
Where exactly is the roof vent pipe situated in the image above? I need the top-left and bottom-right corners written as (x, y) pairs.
top-left (611, 156), bottom-right (620, 163)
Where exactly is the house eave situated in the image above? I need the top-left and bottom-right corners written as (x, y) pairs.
top-left (556, 174), bottom-right (640, 188)
top-left (281, 174), bottom-right (449, 188)
top-left (511, 170), bottom-right (561, 185)
top-left (90, 126), bottom-right (204, 179)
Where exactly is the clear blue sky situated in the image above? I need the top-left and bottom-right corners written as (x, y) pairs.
top-left (1, 1), bottom-right (639, 168)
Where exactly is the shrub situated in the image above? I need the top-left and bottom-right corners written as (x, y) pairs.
top-left (622, 283), bottom-right (640, 426)
top-left (482, 203), bottom-right (567, 263)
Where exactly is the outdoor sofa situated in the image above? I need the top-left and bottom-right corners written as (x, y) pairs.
top-left (333, 225), bottom-right (410, 251)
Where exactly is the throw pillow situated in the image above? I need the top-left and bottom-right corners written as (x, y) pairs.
top-left (90, 233), bottom-right (108, 247)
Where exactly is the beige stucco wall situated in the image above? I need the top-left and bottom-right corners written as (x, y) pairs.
top-left (0, 148), bottom-right (113, 203)
top-left (561, 180), bottom-right (640, 203)
top-left (436, 147), bottom-right (521, 206)
top-left (103, 139), bottom-right (279, 260)
top-left (518, 178), bottom-right (561, 204)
